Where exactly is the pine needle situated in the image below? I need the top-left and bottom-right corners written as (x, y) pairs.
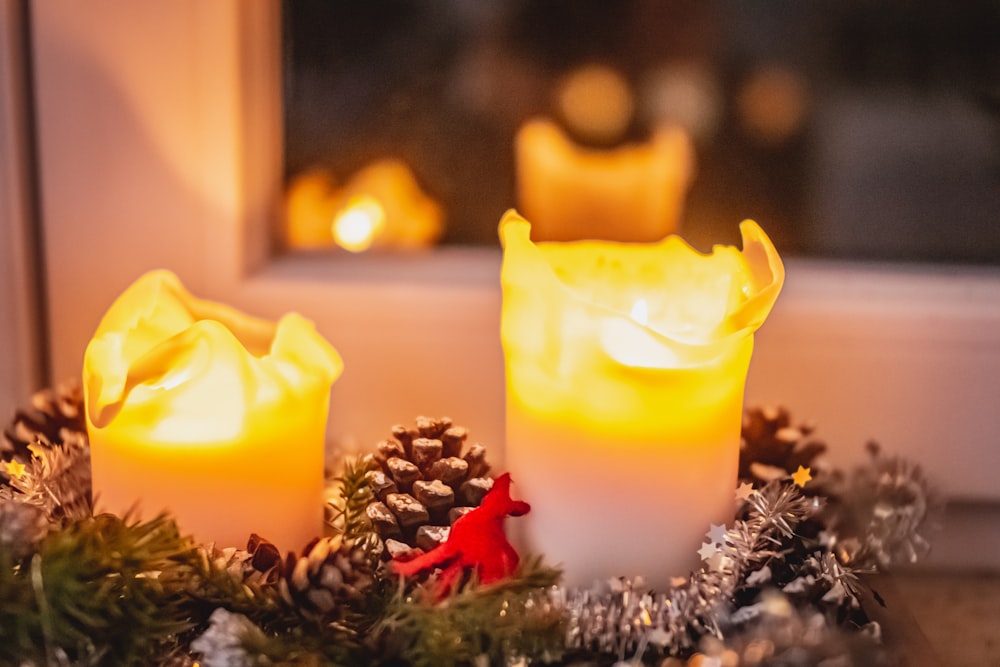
top-left (327, 455), bottom-right (380, 559)
top-left (0, 513), bottom-right (196, 665)
top-left (377, 556), bottom-right (564, 667)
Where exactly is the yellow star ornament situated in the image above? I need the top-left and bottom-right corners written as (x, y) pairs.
top-left (792, 465), bottom-right (812, 488)
top-left (4, 459), bottom-right (26, 479)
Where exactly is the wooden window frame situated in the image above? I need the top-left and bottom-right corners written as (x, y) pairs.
top-left (0, 0), bottom-right (44, 419)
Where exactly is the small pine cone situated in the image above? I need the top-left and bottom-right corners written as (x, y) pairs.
top-left (363, 416), bottom-right (494, 558)
top-left (0, 499), bottom-right (49, 558)
top-left (190, 608), bottom-right (267, 667)
top-left (3, 379), bottom-right (88, 461)
top-left (246, 532), bottom-right (284, 581)
top-left (260, 534), bottom-right (374, 622)
top-left (740, 406), bottom-right (827, 488)
top-left (204, 538), bottom-right (277, 590)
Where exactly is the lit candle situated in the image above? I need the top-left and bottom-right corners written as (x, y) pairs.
top-left (499, 210), bottom-right (784, 587)
top-left (283, 160), bottom-right (443, 252)
top-left (331, 159), bottom-right (443, 252)
top-left (83, 270), bottom-right (343, 551)
top-left (283, 168), bottom-right (340, 249)
top-left (515, 119), bottom-right (693, 243)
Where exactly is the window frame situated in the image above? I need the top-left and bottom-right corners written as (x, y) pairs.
top-left (28, 1), bottom-right (1000, 504)
top-left (0, 0), bottom-right (43, 419)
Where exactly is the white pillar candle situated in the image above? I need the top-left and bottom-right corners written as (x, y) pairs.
top-left (499, 210), bottom-right (784, 587)
top-left (84, 270), bottom-right (342, 552)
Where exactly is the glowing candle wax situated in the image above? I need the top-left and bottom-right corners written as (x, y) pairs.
top-left (83, 271), bottom-right (343, 551)
top-left (499, 210), bottom-right (783, 587)
top-left (515, 119), bottom-right (693, 243)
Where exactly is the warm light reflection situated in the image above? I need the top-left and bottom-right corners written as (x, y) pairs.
top-left (599, 297), bottom-right (673, 369)
top-left (332, 196), bottom-right (386, 253)
top-left (556, 63), bottom-right (634, 145)
top-left (284, 160), bottom-right (443, 253)
top-left (284, 169), bottom-right (340, 249)
top-left (630, 298), bottom-right (649, 325)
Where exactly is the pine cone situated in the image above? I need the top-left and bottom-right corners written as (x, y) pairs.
top-left (2, 380), bottom-right (92, 518)
top-left (362, 416), bottom-right (494, 559)
top-left (203, 539), bottom-right (277, 589)
top-left (740, 406), bottom-right (827, 487)
top-left (0, 499), bottom-right (49, 558)
top-left (189, 608), bottom-right (267, 667)
top-left (248, 534), bottom-right (374, 623)
top-left (3, 378), bottom-right (88, 461)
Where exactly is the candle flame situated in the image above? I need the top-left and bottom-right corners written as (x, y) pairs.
top-left (332, 196), bottom-right (385, 252)
top-left (629, 298), bottom-right (649, 326)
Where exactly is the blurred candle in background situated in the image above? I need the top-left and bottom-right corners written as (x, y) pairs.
top-left (284, 159), bottom-right (443, 253)
top-left (331, 160), bottom-right (443, 252)
top-left (499, 210), bottom-right (784, 587)
top-left (83, 270), bottom-right (343, 551)
top-left (515, 118), bottom-right (693, 243)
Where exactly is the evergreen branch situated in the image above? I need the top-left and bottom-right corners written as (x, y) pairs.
top-left (377, 556), bottom-right (564, 667)
top-left (5, 441), bottom-right (92, 523)
top-left (0, 548), bottom-right (43, 661)
top-left (0, 513), bottom-right (198, 665)
top-left (327, 456), bottom-right (380, 559)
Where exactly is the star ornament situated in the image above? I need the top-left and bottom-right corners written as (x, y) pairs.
top-left (792, 465), bottom-right (813, 488)
top-left (706, 523), bottom-right (728, 547)
top-left (735, 482), bottom-right (756, 502)
top-left (4, 459), bottom-right (26, 479)
top-left (697, 542), bottom-right (719, 561)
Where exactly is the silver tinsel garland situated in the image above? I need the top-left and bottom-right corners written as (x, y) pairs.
top-left (533, 442), bottom-right (936, 666)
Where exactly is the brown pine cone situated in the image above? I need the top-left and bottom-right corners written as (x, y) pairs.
top-left (739, 406), bottom-right (827, 486)
top-left (0, 500), bottom-right (49, 558)
top-left (3, 378), bottom-right (88, 461)
top-left (248, 534), bottom-right (374, 623)
top-left (363, 416), bottom-right (494, 559)
top-left (202, 539), bottom-right (278, 590)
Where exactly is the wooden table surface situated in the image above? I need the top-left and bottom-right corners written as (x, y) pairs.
top-left (889, 570), bottom-right (1000, 667)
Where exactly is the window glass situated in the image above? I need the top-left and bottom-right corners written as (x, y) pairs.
top-left (282, 0), bottom-right (999, 263)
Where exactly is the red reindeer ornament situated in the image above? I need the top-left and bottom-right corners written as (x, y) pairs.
top-left (391, 473), bottom-right (530, 594)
